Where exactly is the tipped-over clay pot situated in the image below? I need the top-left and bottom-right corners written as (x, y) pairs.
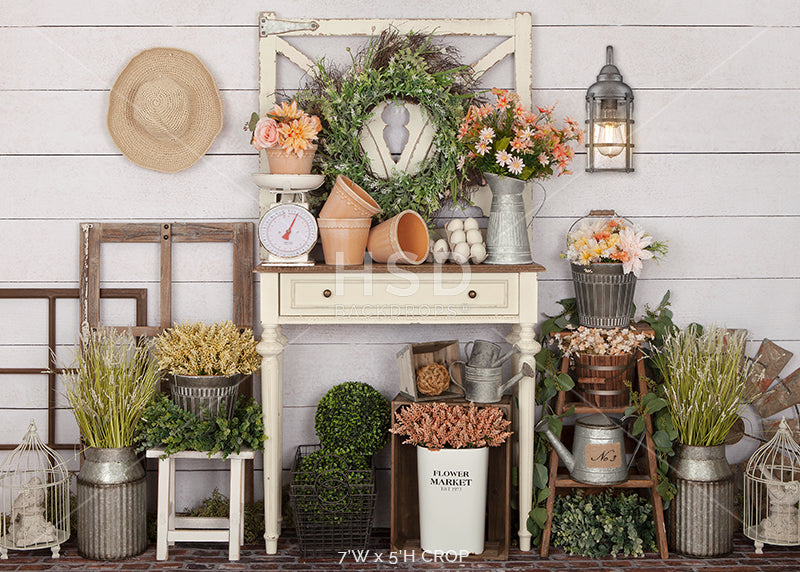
top-left (367, 210), bottom-right (430, 265)
top-left (319, 175), bottom-right (382, 219)
top-left (318, 218), bottom-right (371, 266)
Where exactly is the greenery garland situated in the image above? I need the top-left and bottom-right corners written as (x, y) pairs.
top-left (135, 394), bottom-right (265, 458)
top-left (298, 30), bottom-right (477, 222)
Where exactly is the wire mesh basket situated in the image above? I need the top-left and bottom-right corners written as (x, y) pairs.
top-left (289, 444), bottom-right (376, 558)
top-left (169, 374), bottom-right (245, 420)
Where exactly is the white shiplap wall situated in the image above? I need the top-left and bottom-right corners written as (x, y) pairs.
top-left (2, 1), bottom-right (799, 526)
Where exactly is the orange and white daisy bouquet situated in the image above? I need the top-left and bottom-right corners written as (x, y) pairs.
top-left (564, 217), bottom-right (668, 277)
top-left (456, 88), bottom-right (582, 181)
top-left (246, 100), bottom-right (322, 157)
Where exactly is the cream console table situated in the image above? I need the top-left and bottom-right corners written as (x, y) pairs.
top-left (255, 262), bottom-right (544, 554)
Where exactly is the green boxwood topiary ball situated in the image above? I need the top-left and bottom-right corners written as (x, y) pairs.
top-left (314, 381), bottom-right (390, 459)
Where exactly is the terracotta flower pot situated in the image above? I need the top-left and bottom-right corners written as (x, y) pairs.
top-left (318, 218), bottom-right (372, 266)
top-left (319, 175), bottom-right (382, 219)
top-left (367, 210), bottom-right (430, 265)
top-left (265, 144), bottom-right (317, 175)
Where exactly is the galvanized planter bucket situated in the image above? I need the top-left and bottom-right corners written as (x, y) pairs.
top-left (668, 444), bottom-right (736, 557)
top-left (169, 373), bottom-right (244, 420)
top-left (77, 447), bottom-right (147, 560)
top-left (571, 262), bottom-right (636, 328)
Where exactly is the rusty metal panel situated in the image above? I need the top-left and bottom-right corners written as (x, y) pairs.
top-left (753, 368), bottom-right (800, 418)
top-left (746, 339), bottom-right (793, 396)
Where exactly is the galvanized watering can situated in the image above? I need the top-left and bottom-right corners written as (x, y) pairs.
top-left (463, 339), bottom-right (519, 368)
top-left (535, 413), bottom-right (642, 485)
top-left (449, 362), bottom-right (534, 403)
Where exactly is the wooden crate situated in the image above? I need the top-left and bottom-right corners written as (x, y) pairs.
top-left (389, 394), bottom-right (511, 560)
top-left (396, 340), bottom-right (464, 401)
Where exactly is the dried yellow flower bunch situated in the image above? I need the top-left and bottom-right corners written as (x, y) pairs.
top-left (155, 321), bottom-right (261, 376)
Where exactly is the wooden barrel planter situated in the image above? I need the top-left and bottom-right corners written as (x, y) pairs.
top-left (573, 352), bottom-right (636, 408)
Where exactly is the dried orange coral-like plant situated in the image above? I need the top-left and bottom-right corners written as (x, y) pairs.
top-left (390, 402), bottom-right (512, 451)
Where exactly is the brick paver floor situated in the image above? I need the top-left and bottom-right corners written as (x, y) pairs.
top-left (0, 530), bottom-right (798, 571)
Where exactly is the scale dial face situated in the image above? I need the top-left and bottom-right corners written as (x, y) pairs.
top-left (258, 204), bottom-right (318, 259)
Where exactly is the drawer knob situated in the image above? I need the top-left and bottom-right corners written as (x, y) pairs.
top-left (322, 289), bottom-right (332, 298)
top-left (468, 290), bottom-right (477, 299)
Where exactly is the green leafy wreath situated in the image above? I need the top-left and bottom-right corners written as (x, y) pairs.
top-left (298, 30), bottom-right (477, 222)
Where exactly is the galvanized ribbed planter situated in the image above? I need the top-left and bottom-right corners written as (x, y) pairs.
top-left (170, 373), bottom-right (244, 420)
top-left (77, 447), bottom-right (147, 560)
top-left (571, 262), bottom-right (637, 328)
top-left (668, 444), bottom-right (735, 557)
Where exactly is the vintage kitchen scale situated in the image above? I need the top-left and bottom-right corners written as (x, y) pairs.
top-left (252, 173), bottom-right (325, 265)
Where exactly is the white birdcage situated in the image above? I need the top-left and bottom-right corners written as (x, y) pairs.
top-left (0, 420), bottom-right (70, 559)
top-left (744, 417), bottom-right (800, 554)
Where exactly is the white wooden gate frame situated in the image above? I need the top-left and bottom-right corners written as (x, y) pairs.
top-left (257, 11), bottom-right (535, 553)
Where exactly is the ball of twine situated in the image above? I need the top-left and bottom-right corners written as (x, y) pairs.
top-left (416, 363), bottom-right (450, 396)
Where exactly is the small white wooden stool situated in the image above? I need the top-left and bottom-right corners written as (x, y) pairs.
top-left (145, 448), bottom-right (255, 561)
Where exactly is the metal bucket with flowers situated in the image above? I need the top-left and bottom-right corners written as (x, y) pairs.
top-left (563, 210), bottom-right (668, 328)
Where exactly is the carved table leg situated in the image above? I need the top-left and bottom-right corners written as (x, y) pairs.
top-left (258, 324), bottom-right (287, 555)
top-left (508, 322), bottom-right (541, 552)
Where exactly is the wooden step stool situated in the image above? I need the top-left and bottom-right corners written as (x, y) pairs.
top-left (146, 448), bottom-right (255, 561)
top-left (539, 342), bottom-right (669, 559)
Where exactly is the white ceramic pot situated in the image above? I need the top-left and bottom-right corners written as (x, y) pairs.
top-left (416, 445), bottom-right (489, 555)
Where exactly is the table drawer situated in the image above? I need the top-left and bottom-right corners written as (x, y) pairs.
top-left (279, 272), bottom-right (519, 318)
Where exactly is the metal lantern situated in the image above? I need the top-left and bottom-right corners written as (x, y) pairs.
top-left (744, 417), bottom-right (800, 554)
top-left (586, 46), bottom-right (634, 172)
top-left (0, 421), bottom-right (70, 559)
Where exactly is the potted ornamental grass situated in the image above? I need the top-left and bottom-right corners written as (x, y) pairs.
top-left (154, 321), bottom-right (260, 420)
top-left (246, 100), bottom-right (322, 174)
top-left (652, 325), bottom-right (756, 557)
top-left (390, 402), bottom-right (512, 555)
top-left (563, 212), bottom-right (668, 328)
top-left (63, 327), bottom-right (161, 559)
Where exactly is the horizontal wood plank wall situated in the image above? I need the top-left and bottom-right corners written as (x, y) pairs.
top-left (2, 0), bottom-right (798, 524)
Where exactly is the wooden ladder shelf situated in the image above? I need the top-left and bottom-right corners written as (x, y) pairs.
top-left (539, 349), bottom-right (669, 559)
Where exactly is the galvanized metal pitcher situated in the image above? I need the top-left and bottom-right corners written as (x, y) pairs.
top-left (483, 173), bottom-right (533, 264)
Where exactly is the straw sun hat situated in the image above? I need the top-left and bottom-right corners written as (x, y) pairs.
top-left (107, 47), bottom-right (223, 173)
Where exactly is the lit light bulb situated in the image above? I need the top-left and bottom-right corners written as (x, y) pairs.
top-left (595, 122), bottom-right (625, 158)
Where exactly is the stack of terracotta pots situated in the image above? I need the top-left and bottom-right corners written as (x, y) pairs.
top-left (318, 175), bottom-right (431, 266)
top-left (318, 175), bottom-right (381, 265)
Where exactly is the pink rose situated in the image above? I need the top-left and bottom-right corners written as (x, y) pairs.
top-left (251, 117), bottom-right (280, 150)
